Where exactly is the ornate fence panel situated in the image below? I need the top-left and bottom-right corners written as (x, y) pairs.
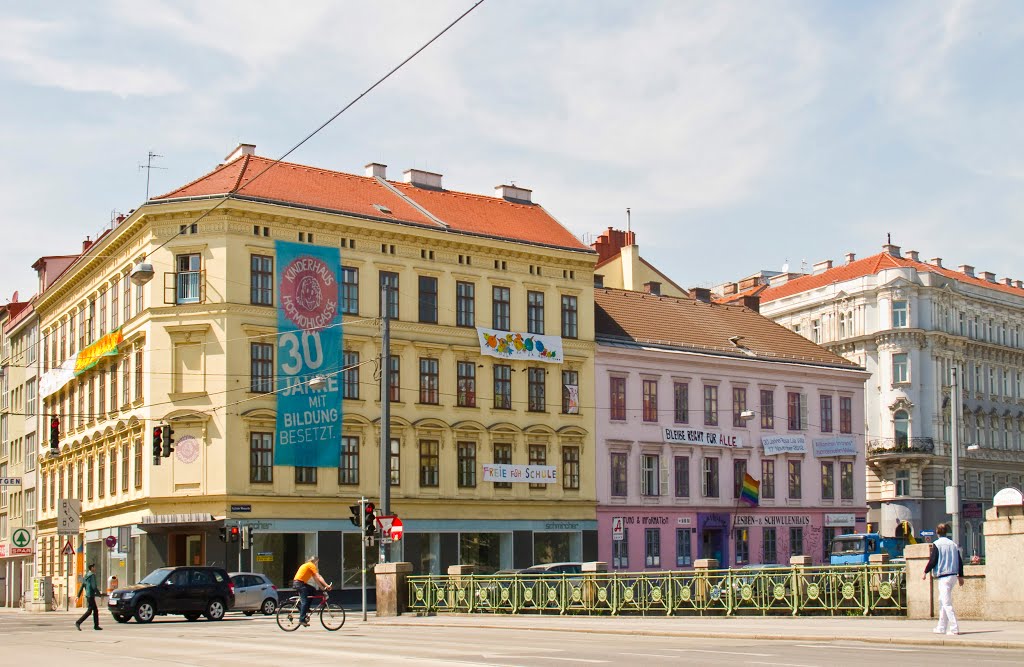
top-left (408, 564), bottom-right (906, 617)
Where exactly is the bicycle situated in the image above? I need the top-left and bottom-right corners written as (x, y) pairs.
top-left (276, 585), bottom-right (346, 631)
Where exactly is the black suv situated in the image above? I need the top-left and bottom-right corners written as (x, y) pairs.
top-left (108, 566), bottom-right (235, 623)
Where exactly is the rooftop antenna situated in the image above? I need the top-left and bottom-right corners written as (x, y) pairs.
top-left (626, 207), bottom-right (631, 233)
top-left (887, 232), bottom-right (891, 244)
top-left (138, 151), bottom-right (167, 201)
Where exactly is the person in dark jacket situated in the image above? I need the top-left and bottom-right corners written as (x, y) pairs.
top-left (922, 523), bottom-right (964, 635)
top-left (76, 563), bottom-right (103, 631)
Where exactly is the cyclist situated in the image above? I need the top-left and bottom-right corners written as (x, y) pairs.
top-left (292, 555), bottom-right (330, 626)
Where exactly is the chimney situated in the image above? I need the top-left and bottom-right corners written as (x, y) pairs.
top-left (958, 264), bottom-right (975, 277)
top-left (1002, 278), bottom-right (1013, 286)
top-left (928, 257), bottom-right (943, 267)
top-left (1017, 280), bottom-right (1024, 289)
top-left (403, 168), bottom-right (443, 190)
top-left (692, 287), bottom-right (712, 303)
top-left (365, 163), bottom-right (387, 179)
top-left (812, 259), bottom-right (833, 275)
top-left (906, 250), bottom-right (920, 262)
top-left (643, 281), bottom-right (661, 296)
top-left (115, 214), bottom-right (126, 224)
top-left (82, 237), bottom-right (93, 253)
top-left (225, 143), bottom-right (255, 163)
top-left (495, 184), bottom-right (532, 203)
top-left (741, 295), bottom-right (760, 313)
top-left (980, 271), bottom-right (996, 283)
top-left (883, 243), bottom-right (902, 258)
top-left (722, 282), bottom-right (738, 296)
top-left (591, 228), bottom-right (637, 265)
top-left (845, 252), bottom-right (856, 264)
top-left (739, 276), bottom-right (760, 290)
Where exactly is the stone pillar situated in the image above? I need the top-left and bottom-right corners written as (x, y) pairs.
top-left (904, 542), bottom-right (933, 619)
top-left (694, 558), bottom-right (718, 602)
top-left (979, 504), bottom-right (1024, 620)
top-left (582, 561), bottom-right (607, 606)
top-left (374, 562), bottom-right (413, 617)
top-left (446, 564), bottom-right (477, 609)
top-left (790, 555), bottom-right (811, 601)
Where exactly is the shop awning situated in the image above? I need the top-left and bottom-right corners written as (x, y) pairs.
top-left (138, 513), bottom-right (219, 532)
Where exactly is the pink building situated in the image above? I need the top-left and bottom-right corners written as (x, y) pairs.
top-left (595, 288), bottom-right (869, 569)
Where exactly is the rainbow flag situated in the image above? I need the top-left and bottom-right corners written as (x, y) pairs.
top-left (740, 473), bottom-right (760, 506)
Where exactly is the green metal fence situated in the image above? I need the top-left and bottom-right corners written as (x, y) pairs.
top-left (407, 564), bottom-right (906, 616)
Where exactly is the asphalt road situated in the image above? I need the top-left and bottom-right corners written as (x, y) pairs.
top-left (2, 611), bottom-right (1022, 666)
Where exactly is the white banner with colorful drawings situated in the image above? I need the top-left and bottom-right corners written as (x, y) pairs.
top-left (476, 327), bottom-right (563, 364)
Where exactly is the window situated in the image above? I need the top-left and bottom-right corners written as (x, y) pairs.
top-left (380, 271), bottom-right (399, 319)
top-left (527, 291), bottom-right (544, 334)
top-left (529, 444), bottom-right (547, 489)
top-left (562, 446), bottom-right (580, 490)
top-left (123, 272), bottom-right (131, 322)
top-left (108, 449), bottom-right (116, 496)
top-left (88, 298), bottom-right (96, 344)
top-left (562, 370), bottom-right (579, 414)
top-left (611, 452), bottom-right (628, 496)
top-left (176, 253), bottom-right (202, 304)
top-left (134, 439), bottom-right (142, 488)
top-left (645, 528), bottom-right (661, 568)
top-left (893, 353), bottom-right (909, 384)
top-left (892, 299), bottom-right (908, 328)
top-left (561, 295), bottom-right (578, 338)
top-left (493, 443), bottom-right (512, 489)
top-left (134, 348), bottom-right (143, 402)
top-left (456, 281), bottom-right (475, 327)
top-left (733, 459), bottom-right (747, 498)
top-left (492, 286), bottom-right (510, 331)
top-left (26, 378), bottom-right (36, 417)
top-left (388, 356), bottom-right (400, 402)
top-left (250, 343), bottom-right (273, 393)
top-left (894, 409), bottom-right (909, 446)
top-left (121, 444), bottom-right (129, 492)
top-left (735, 528), bottom-right (749, 564)
top-left (703, 385), bottom-right (718, 426)
top-left (77, 460), bottom-right (84, 499)
top-left (642, 379), bottom-right (658, 422)
top-left (457, 361), bottom-right (476, 407)
top-left (122, 355), bottom-right (130, 406)
top-left (418, 276), bottom-right (438, 323)
top-left (419, 440), bottom-right (439, 487)
top-left (839, 396), bottom-right (852, 433)
top-left (389, 438), bottom-right (400, 486)
top-left (419, 358), bottom-right (439, 404)
top-left (788, 460), bottom-right (802, 499)
top-left (98, 291), bottom-right (107, 336)
top-left (295, 466), bottom-right (317, 485)
top-left (111, 276), bottom-right (119, 330)
top-left (610, 376), bottom-right (626, 420)
top-left (250, 432), bottom-right (273, 483)
top-left (343, 350), bottom-right (360, 400)
top-left (78, 306), bottom-right (86, 350)
top-left (97, 454), bottom-right (105, 498)
top-left (821, 462), bottom-right (834, 500)
top-left (789, 527), bottom-right (804, 557)
top-left (674, 456), bottom-right (690, 498)
top-left (457, 441), bottom-right (476, 488)
top-left (895, 469), bottom-right (910, 496)
top-left (340, 267), bottom-right (358, 315)
top-left (250, 255), bottom-right (273, 305)
top-left (493, 365), bottom-right (511, 409)
top-left (528, 368), bottom-right (546, 412)
top-left (702, 457), bottom-right (719, 497)
top-left (763, 527), bottom-right (777, 564)
top-left (787, 392), bottom-right (804, 430)
top-left (676, 529), bottom-right (692, 567)
top-left (674, 382), bottom-right (689, 423)
top-left (339, 436), bottom-right (359, 485)
top-left (811, 319), bottom-right (821, 343)
top-left (613, 529), bottom-right (629, 569)
top-left (732, 387), bottom-right (747, 427)
top-left (641, 454), bottom-right (660, 496)
top-left (820, 395), bottom-right (833, 432)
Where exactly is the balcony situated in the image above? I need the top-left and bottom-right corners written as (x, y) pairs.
top-left (164, 271), bottom-right (205, 305)
top-left (866, 436), bottom-right (935, 459)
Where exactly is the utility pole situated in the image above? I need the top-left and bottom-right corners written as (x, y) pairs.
top-left (949, 367), bottom-right (961, 547)
top-left (360, 496), bottom-right (368, 621)
top-left (379, 284), bottom-right (391, 566)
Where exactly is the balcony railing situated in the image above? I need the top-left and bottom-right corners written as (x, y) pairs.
top-left (866, 437), bottom-right (934, 456)
top-left (164, 271), bottom-right (206, 305)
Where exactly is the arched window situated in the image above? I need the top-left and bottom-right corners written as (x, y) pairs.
top-left (894, 410), bottom-right (909, 446)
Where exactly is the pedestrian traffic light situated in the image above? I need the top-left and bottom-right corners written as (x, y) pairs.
top-left (152, 425), bottom-right (163, 466)
top-left (364, 501), bottom-right (376, 537)
top-left (49, 416), bottom-right (60, 452)
top-left (241, 525), bottom-right (253, 550)
top-left (229, 526), bottom-right (240, 543)
top-left (218, 527), bottom-right (227, 542)
top-left (162, 424), bottom-right (174, 457)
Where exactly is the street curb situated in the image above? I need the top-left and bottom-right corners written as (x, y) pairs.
top-left (374, 618), bottom-right (1024, 650)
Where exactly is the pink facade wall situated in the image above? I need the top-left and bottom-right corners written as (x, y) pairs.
top-left (596, 344), bottom-right (868, 569)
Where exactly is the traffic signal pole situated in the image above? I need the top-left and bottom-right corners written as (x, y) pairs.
top-left (360, 497), bottom-right (368, 621)
top-left (379, 285), bottom-right (391, 566)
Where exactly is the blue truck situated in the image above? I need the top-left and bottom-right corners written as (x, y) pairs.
top-left (829, 532), bottom-right (907, 565)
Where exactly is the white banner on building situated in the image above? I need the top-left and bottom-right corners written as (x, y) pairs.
top-left (482, 464), bottom-right (558, 484)
top-left (564, 384), bottom-right (579, 414)
top-left (476, 327), bottom-right (563, 364)
top-left (761, 435), bottom-right (807, 455)
top-left (825, 513), bottom-right (856, 527)
top-left (812, 437), bottom-right (858, 457)
top-left (663, 427), bottom-right (744, 448)
top-left (40, 357), bottom-right (77, 399)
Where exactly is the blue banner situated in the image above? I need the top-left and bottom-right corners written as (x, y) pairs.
top-left (274, 241), bottom-right (343, 467)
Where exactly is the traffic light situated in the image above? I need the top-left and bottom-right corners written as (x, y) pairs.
top-left (364, 501), bottom-right (376, 537)
top-left (349, 504), bottom-right (362, 528)
top-left (229, 526), bottom-right (240, 543)
top-left (242, 525), bottom-right (253, 550)
top-left (49, 416), bottom-right (60, 452)
top-left (218, 527), bottom-right (227, 542)
top-left (152, 425), bottom-right (163, 466)
top-left (162, 424), bottom-right (175, 457)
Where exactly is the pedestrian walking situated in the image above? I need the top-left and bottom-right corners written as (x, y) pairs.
top-left (922, 522), bottom-right (964, 636)
top-left (75, 563), bottom-right (103, 631)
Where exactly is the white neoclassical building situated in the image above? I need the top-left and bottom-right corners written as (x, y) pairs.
top-left (721, 243), bottom-right (1024, 556)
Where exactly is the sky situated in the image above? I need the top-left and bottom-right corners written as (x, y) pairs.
top-left (1, 0), bottom-right (1022, 302)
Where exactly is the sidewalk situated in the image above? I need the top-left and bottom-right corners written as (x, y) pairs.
top-left (371, 613), bottom-right (1024, 650)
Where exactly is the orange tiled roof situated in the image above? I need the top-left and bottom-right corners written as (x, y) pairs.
top-left (760, 252), bottom-right (1024, 303)
top-left (595, 288), bottom-right (859, 368)
top-left (155, 154), bottom-right (589, 251)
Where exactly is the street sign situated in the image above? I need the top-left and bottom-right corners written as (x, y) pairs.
top-left (390, 517), bottom-right (403, 541)
top-left (11, 528), bottom-right (33, 556)
top-left (104, 535), bottom-right (118, 549)
top-left (231, 504), bottom-right (252, 512)
top-left (57, 499), bottom-right (81, 535)
top-left (375, 515), bottom-right (403, 540)
top-left (61, 540), bottom-right (75, 556)
top-left (0, 476), bottom-right (22, 486)
top-left (612, 517), bottom-right (624, 542)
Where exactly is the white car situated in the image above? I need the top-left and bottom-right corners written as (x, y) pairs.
top-left (229, 572), bottom-right (279, 616)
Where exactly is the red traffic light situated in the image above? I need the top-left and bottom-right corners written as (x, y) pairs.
top-left (364, 502), bottom-right (375, 515)
top-left (229, 526), bottom-right (240, 542)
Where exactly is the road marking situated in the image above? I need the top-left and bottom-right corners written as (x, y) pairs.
top-left (667, 648), bottom-right (773, 657)
top-left (747, 662), bottom-right (819, 667)
top-left (622, 653), bottom-right (680, 659)
top-left (535, 658), bottom-right (607, 664)
top-left (794, 643), bottom-right (914, 652)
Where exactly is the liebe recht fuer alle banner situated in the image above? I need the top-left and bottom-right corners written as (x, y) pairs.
top-left (274, 241), bottom-right (343, 468)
